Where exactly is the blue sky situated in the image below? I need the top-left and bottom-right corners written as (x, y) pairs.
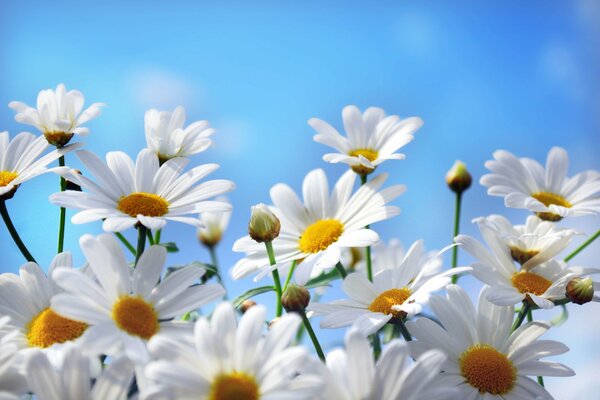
top-left (1, 1), bottom-right (599, 397)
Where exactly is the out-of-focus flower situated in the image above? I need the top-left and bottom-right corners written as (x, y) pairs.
top-left (197, 196), bottom-right (232, 248)
top-left (446, 160), bottom-right (472, 194)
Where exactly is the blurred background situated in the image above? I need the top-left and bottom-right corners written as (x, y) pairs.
top-left (1, 1), bottom-right (599, 397)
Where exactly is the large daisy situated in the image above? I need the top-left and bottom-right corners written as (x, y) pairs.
top-left (309, 105), bottom-right (422, 176)
top-left (480, 147), bottom-right (600, 221)
top-left (49, 148), bottom-right (234, 232)
top-left (142, 302), bottom-right (323, 400)
top-left (231, 169), bottom-right (405, 284)
top-left (145, 106), bottom-right (214, 163)
top-left (50, 234), bottom-right (225, 363)
top-left (407, 285), bottom-right (574, 399)
top-left (9, 83), bottom-right (104, 147)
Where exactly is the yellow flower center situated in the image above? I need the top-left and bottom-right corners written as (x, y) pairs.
top-left (0, 171), bottom-right (18, 187)
top-left (460, 345), bottom-right (516, 395)
top-left (210, 372), bottom-right (259, 400)
top-left (112, 296), bottom-right (159, 340)
top-left (509, 247), bottom-right (539, 265)
top-left (348, 148), bottom-right (378, 175)
top-left (117, 192), bottom-right (169, 218)
top-left (368, 288), bottom-right (412, 319)
top-left (531, 192), bottom-right (572, 221)
top-left (511, 272), bottom-right (552, 296)
top-left (298, 219), bottom-right (344, 254)
top-left (26, 308), bottom-right (87, 348)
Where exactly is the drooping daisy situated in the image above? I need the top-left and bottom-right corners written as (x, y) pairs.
top-left (142, 302), bottom-right (323, 400)
top-left (50, 234), bottom-right (225, 363)
top-left (308, 241), bottom-right (471, 335)
top-left (145, 106), bottom-right (214, 163)
top-left (49, 149), bottom-right (234, 232)
top-left (26, 344), bottom-right (134, 400)
top-left (309, 105), bottom-right (423, 176)
top-left (480, 147), bottom-right (600, 221)
top-left (231, 169), bottom-right (405, 284)
top-left (0, 317), bottom-right (27, 399)
top-left (197, 196), bottom-right (232, 248)
top-left (407, 285), bottom-right (575, 399)
top-left (9, 83), bottom-right (104, 147)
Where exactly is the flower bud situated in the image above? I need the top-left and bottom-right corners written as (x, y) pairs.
top-left (566, 277), bottom-right (594, 305)
top-left (239, 300), bottom-right (257, 314)
top-left (248, 204), bottom-right (280, 243)
top-left (44, 132), bottom-right (74, 148)
top-left (281, 284), bottom-right (311, 313)
top-left (446, 161), bottom-right (472, 194)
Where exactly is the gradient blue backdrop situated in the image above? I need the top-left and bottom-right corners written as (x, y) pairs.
top-left (1, 1), bottom-right (599, 398)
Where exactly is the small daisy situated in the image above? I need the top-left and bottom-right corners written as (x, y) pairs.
top-left (142, 302), bottom-right (323, 400)
top-left (309, 240), bottom-right (470, 335)
top-left (480, 147), bottom-right (600, 221)
top-left (0, 317), bottom-right (27, 399)
top-left (50, 234), bottom-right (225, 363)
top-left (145, 106), bottom-right (214, 163)
top-left (9, 83), bottom-right (104, 147)
top-left (26, 344), bottom-right (133, 400)
top-left (407, 285), bottom-right (575, 399)
top-left (309, 105), bottom-right (423, 176)
top-left (231, 168), bottom-right (405, 284)
top-left (197, 196), bottom-right (232, 248)
top-left (49, 148), bottom-right (234, 232)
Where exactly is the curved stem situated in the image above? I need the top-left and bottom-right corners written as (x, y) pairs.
top-left (0, 201), bottom-right (36, 263)
top-left (114, 232), bottom-right (136, 255)
top-left (57, 156), bottom-right (67, 253)
top-left (335, 262), bottom-right (347, 279)
top-left (396, 318), bottom-right (413, 342)
top-left (511, 302), bottom-right (531, 332)
top-left (265, 241), bottom-right (283, 317)
top-left (299, 310), bottom-right (325, 362)
top-left (146, 229), bottom-right (155, 245)
top-left (451, 192), bottom-right (463, 284)
top-left (135, 225), bottom-right (147, 266)
top-left (564, 228), bottom-right (600, 262)
top-left (283, 260), bottom-right (297, 292)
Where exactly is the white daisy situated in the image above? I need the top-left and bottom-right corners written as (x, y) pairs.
top-left (50, 234), bottom-right (225, 363)
top-left (309, 105), bottom-right (423, 175)
top-left (26, 344), bottom-right (133, 400)
top-left (49, 148), bottom-right (234, 232)
top-left (0, 317), bottom-right (27, 400)
top-left (407, 285), bottom-right (575, 399)
top-left (142, 302), bottom-right (323, 400)
top-left (197, 196), bottom-right (232, 248)
top-left (145, 106), bottom-right (214, 163)
top-left (480, 147), bottom-right (600, 221)
top-left (231, 169), bottom-right (405, 285)
top-left (9, 83), bottom-right (104, 147)
top-left (309, 240), bottom-right (470, 335)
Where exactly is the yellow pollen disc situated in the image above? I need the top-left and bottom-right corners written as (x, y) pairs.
top-left (348, 148), bottom-right (379, 175)
top-left (368, 288), bottom-right (412, 319)
top-left (509, 247), bottom-right (540, 265)
top-left (511, 272), bottom-right (552, 296)
top-left (26, 308), bottom-right (87, 348)
top-left (0, 171), bottom-right (18, 187)
top-left (460, 345), bottom-right (516, 395)
top-left (298, 219), bottom-right (344, 254)
top-left (117, 192), bottom-right (169, 218)
top-left (210, 372), bottom-right (260, 400)
top-left (112, 296), bottom-right (159, 340)
top-left (531, 192), bottom-right (572, 221)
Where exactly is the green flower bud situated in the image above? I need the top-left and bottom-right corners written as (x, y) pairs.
top-left (566, 277), bottom-right (594, 305)
top-left (248, 204), bottom-right (280, 243)
top-left (281, 284), bottom-right (311, 313)
top-left (446, 160), bottom-right (472, 194)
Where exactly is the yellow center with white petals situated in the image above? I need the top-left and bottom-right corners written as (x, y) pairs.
top-left (511, 272), bottom-right (552, 296)
top-left (209, 372), bottom-right (259, 400)
top-left (117, 192), bottom-right (169, 217)
top-left (368, 288), bottom-right (412, 319)
top-left (460, 345), bottom-right (516, 395)
top-left (0, 171), bottom-right (18, 187)
top-left (26, 308), bottom-right (87, 348)
top-left (509, 246), bottom-right (540, 265)
top-left (112, 296), bottom-right (159, 340)
top-left (348, 148), bottom-right (378, 175)
top-left (298, 219), bottom-right (344, 254)
top-left (531, 192), bottom-right (572, 221)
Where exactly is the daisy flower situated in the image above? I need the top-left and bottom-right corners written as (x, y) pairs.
top-left (26, 344), bottom-right (133, 400)
top-left (309, 240), bottom-right (470, 335)
top-left (0, 317), bottom-right (27, 400)
top-left (309, 105), bottom-right (423, 176)
top-left (50, 234), bottom-right (225, 363)
top-left (480, 147), bottom-right (600, 221)
top-left (406, 285), bottom-right (575, 399)
top-left (49, 148), bottom-right (234, 232)
top-left (145, 106), bottom-right (214, 163)
top-left (231, 169), bottom-right (405, 284)
top-left (9, 83), bottom-right (104, 147)
top-left (142, 302), bottom-right (323, 400)
top-left (197, 196), bottom-right (232, 248)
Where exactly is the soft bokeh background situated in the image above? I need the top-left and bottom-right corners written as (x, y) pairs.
top-left (1, 1), bottom-right (599, 397)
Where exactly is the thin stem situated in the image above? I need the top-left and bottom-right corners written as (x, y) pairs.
top-left (299, 310), bottom-right (325, 362)
top-left (527, 309), bottom-right (544, 386)
top-left (114, 232), bottom-right (136, 255)
top-left (511, 301), bottom-right (531, 332)
top-left (335, 262), bottom-right (347, 279)
top-left (451, 191), bottom-right (463, 284)
top-left (359, 174), bottom-right (374, 282)
top-left (209, 245), bottom-right (227, 298)
top-left (146, 229), bottom-right (155, 245)
top-left (537, 376), bottom-right (544, 387)
top-left (371, 332), bottom-right (382, 360)
top-left (154, 229), bottom-right (162, 244)
top-left (396, 318), bottom-right (413, 342)
top-left (57, 155), bottom-right (66, 253)
top-left (135, 225), bottom-right (147, 266)
top-left (265, 241), bottom-right (283, 317)
top-left (1, 201), bottom-right (36, 262)
top-left (283, 260), bottom-right (297, 292)
top-left (564, 228), bottom-right (600, 262)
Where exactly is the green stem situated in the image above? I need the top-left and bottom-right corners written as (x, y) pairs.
top-left (371, 332), bottom-right (382, 360)
top-left (57, 155), bottom-right (66, 253)
top-left (451, 191), bottom-right (463, 284)
top-left (146, 229), bottom-right (155, 245)
top-left (564, 228), bottom-right (600, 262)
top-left (135, 225), bottom-right (147, 266)
top-left (511, 301), bottom-right (531, 332)
top-left (265, 241), bottom-right (283, 317)
top-left (299, 310), bottom-right (325, 361)
top-left (0, 201), bottom-right (36, 263)
top-left (359, 174), bottom-right (374, 282)
top-left (526, 309), bottom-right (544, 386)
top-left (335, 262), bottom-right (347, 279)
top-left (114, 232), bottom-right (136, 255)
top-left (209, 245), bottom-right (227, 298)
top-left (397, 318), bottom-right (413, 342)
top-left (283, 260), bottom-right (297, 292)
top-left (154, 229), bottom-right (162, 244)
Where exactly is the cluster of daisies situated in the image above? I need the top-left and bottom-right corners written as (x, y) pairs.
top-left (1, 85), bottom-right (599, 400)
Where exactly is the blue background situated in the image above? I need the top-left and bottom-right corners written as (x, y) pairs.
top-left (1, 1), bottom-right (599, 397)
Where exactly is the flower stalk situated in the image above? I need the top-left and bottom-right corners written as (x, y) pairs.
top-left (57, 155), bottom-right (67, 253)
top-left (265, 241), bottom-right (283, 317)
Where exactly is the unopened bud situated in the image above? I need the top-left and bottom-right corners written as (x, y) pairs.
top-left (65, 170), bottom-right (82, 192)
top-left (566, 277), bottom-right (594, 305)
top-left (248, 204), bottom-right (280, 243)
top-left (44, 132), bottom-right (74, 148)
top-left (282, 284), bottom-right (311, 313)
top-left (446, 161), bottom-right (472, 194)
top-left (239, 300), bottom-right (257, 314)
